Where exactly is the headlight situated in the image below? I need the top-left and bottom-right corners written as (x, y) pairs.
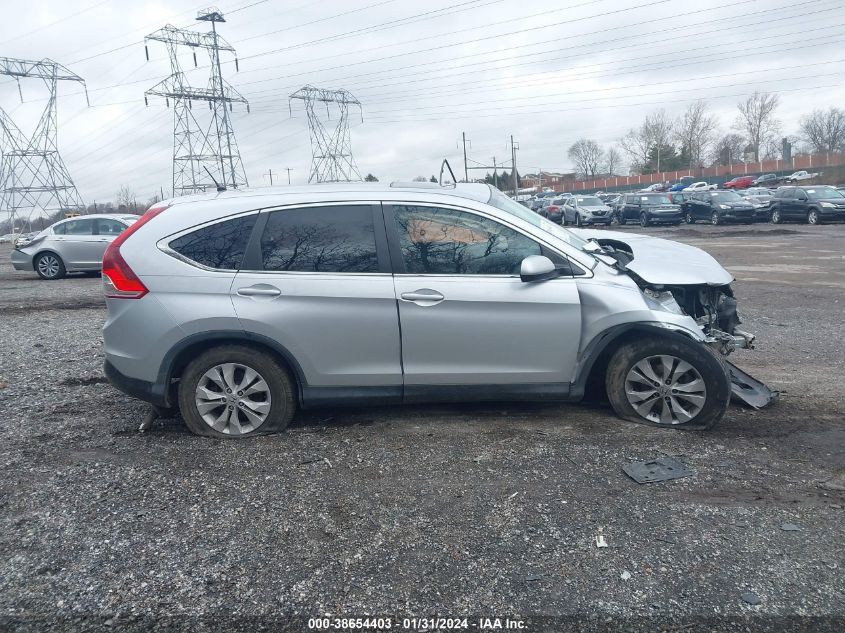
top-left (820, 202), bottom-right (835, 208)
top-left (719, 204), bottom-right (730, 209)
top-left (643, 288), bottom-right (684, 315)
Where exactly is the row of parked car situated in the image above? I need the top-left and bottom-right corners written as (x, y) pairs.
top-left (522, 184), bottom-right (845, 227)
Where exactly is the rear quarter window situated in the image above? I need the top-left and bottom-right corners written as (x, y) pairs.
top-left (169, 214), bottom-right (257, 270)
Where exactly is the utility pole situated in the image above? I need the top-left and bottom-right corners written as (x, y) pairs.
top-left (264, 168), bottom-right (274, 186)
top-left (284, 167), bottom-right (292, 184)
top-left (462, 132), bottom-right (470, 183)
top-left (492, 157), bottom-right (498, 189)
top-left (510, 135), bottom-right (519, 196)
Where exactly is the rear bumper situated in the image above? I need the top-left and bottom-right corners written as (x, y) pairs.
top-left (646, 212), bottom-right (683, 224)
top-left (104, 359), bottom-right (169, 408)
top-left (11, 249), bottom-right (33, 271)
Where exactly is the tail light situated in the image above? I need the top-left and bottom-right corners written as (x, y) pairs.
top-left (102, 204), bottom-right (169, 299)
top-left (548, 205), bottom-right (559, 212)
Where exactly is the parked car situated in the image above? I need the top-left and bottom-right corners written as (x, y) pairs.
top-left (641, 183), bottom-right (667, 193)
top-left (769, 185), bottom-right (845, 224)
top-left (13, 231), bottom-right (39, 247)
top-left (666, 192), bottom-right (690, 205)
top-left (683, 181), bottom-right (717, 192)
top-left (722, 176), bottom-right (755, 190)
top-left (542, 197), bottom-right (567, 224)
top-left (101, 182), bottom-right (775, 437)
top-left (783, 170), bottom-right (819, 183)
top-left (669, 177), bottom-right (696, 192)
top-left (529, 197), bottom-right (545, 212)
top-left (681, 191), bottom-right (755, 225)
top-left (612, 193), bottom-right (683, 226)
top-left (752, 173), bottom-right (780, 187)
top-left (561, 195), bottom-right (613, 226)
top-left (11, 214), bottom-right (140, 279)
top-left (597, 193), bottom-right (619, 204)
top-left (737, 190), bottom-right (773, 221)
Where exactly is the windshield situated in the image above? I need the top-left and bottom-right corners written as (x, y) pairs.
top-left (486, 186), bottom-right (590, 251)
top-left (640, 194), bottom-right (672, 205)
top-left (575, 196), bottom-right (602, 206)
top-left (805, 187), bottom-right (843, 200)
top-left (710, 191), bottom-right (742, 202)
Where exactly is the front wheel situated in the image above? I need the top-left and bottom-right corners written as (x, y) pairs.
top-left (771, 208), bottom-right (782, 224)
top-left (640, 212), bottom-right (650, 227)
top-left (178, 345), bottom-right (296, 438)
top-left (711, 211), bottom-right (721, 225)
top-left (807, 209), bottom-right (822, 225)
top-left (575, 214), bottom-right (582, 227)
top-left (35, 252), bottom-right (66, 280)
top-left (605, 337), bottom-right (730, 431)
top-left (618, 214), bottom-right (627, 226)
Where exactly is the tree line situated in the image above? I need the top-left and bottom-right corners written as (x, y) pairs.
top-left (567, 93), bottom-right (845, 179)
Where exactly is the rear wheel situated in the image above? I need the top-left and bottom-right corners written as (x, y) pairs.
top-left (685, 212), bottom-right (695, 224)
top-left (771, 208), bottom-right (782, 224)
top-left (711, 211), bottom-right (721, 225)
top-left (178, 345), bottom-right (296, 438)
top-left (35, 252), bottom-right (66, 280)
top-left (807, 209), bottom-right (822, 225)
top-left (640, 212), bottom-right (650, 227)
top-left (605, 336), bottom-right (730, 431)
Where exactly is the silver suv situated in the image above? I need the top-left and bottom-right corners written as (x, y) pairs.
top-left (103, 183), bottom-right (773, 438)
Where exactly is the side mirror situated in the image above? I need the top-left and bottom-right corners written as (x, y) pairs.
top-left (520, 255), bottom-right (558, 283)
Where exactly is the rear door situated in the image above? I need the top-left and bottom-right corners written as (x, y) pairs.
top-left (231, 203), bottom-right (402, 393)
top-left (53, 218), bottom-right (100, 269)
top-left (384, 203), bottom-right (582, 393)
top-left (691, 192), bottom-right (709, 220)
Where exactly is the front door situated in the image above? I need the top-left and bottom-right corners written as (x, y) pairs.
top-left (384, 203), bottom-right (582, 392)
top-left (231, 203), bottom-right (402, 392)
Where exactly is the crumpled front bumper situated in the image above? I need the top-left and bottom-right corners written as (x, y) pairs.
top-left (705, 327), bottom-right (779, 408)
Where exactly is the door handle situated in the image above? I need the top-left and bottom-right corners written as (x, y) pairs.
top-left (237, 284), bottom-right (281, 297)
top-left (400, 289), bottom-right (444, 305)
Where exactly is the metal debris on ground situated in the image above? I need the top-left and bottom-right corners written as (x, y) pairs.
top-left (780, 523), bottom-right (801, 531)
top-left (741, 591), bottom-right (762, 606)
top-left (620, 571), bottom-right (632, 581)
top-left (622, 457), bottom-right (693, 484)
top-left (595, 528), bottom-right (608, 548)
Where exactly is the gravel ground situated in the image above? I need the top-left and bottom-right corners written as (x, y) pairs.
top-left (1, 224), bottom-right (844, 633)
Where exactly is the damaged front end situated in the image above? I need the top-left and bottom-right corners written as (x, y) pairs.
top-left (642, 283), bottom-right (778, 409)
top-left (581, 233), bottom-right (778, 409)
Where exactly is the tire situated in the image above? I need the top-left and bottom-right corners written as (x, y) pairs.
top-left (640, 212), bottom-right (650, 227)
top-left (575, 214), bottom-right (582, 227)
top-left (685, 212), bottom-right (695, 224)
top-left (618, 214), bottom-right (627, 226)
top-left (605, 336), bottom-right (730, 431)
top-left (771, 208), bottom-right (782, 224)
top-left (807, 209), bottom-right (822, 225)
top-left (178, 345), bottom-right (296, 438)
top-left (34, 252), bottom-right (66, 280)
top-left (711, 211), bottom-right (721, 226)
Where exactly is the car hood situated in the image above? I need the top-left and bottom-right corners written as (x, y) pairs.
top-left (573, 228), bottom-right (734, 285)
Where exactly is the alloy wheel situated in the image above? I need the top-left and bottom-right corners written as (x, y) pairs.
top-left (194, 362), bottom-right (272, 436)
top-left (624, 355), bottom-right (707, 425)
top-left (808, 210), bottom-right (820, 225)
top-left (771, 209), bottom-right (781, 224)
top-left (37, 255), bottom-right (61, 279)
top-left (685, 212), bottom-right (694, 224)
top-left (711, 211), bottom-right (720, 225)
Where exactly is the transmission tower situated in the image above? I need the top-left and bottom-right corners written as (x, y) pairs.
top-left (289, 85), bottom-right (362, 183)
top-left (0, 57), bottom-right (87, 232)
top-left (145, 8), bottom-right (248, 196)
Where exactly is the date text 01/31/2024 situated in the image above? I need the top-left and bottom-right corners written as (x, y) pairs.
top-left (307, 617), bottom-right (527, 630)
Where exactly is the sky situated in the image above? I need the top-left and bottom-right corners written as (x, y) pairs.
top-left (1, 0), bottom-right (845, 215)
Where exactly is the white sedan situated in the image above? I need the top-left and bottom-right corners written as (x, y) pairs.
top-left (683, 181), bottom-right (717, 192)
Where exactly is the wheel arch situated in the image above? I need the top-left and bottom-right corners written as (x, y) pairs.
top-left (571, 323), bottom-right (704, 401)
top-left (158, 331), bottom-right (307, 408)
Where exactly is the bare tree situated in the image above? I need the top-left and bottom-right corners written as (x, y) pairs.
top-left (603, 147), bottom-right (622, 176)
top-left (568, 138), bottom-right (604, 179)
top-left (675, 101), bottom-right (718, 168)
top-left (115, 185), bottom-right (135, 210)
top-left (619, 109), bottom-right (674, 173)
top-left (799, 107), bottom-right (845, 153)
top-left (735, 92), bottom-right (780, 162)
top-left (711, 133), bottom-right (746, 166)
top-left (412, 176), bottom-right (428, 182)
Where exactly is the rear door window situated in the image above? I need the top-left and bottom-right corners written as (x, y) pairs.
top-left (55, 218), bottom-right (94, 235)
top-left (96, 218), bottom-right (127, 235)
top-left (259, 205), bottom-right (379, 273)
top-left (169, 214), bottom-right (257, 270)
